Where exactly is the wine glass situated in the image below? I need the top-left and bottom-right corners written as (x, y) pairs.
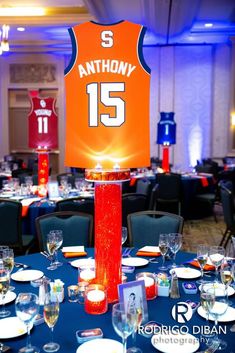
top-left (2, 248), bottom-right (15, 291)
top-left (206, 284), bottom-right (228, 350)
top-left (196, 244), bottom-right (208, 284)
top-left (200, 283), bottom-right (215, 340)
top-left (43, 292), bottom-right (60, 352)
top-left (158, 234), bottom-right (169, 271)
top-left (112, 302), bottom-right (134, 353)
top-left (168, 233), bottom-right (182, 268)
top-left (0, 262), bottom-right (10, 318)
top-left (220, 262), bottom-right (234, 306)
top-left (46, 232), bottom-right (58, 270)
top-left (49, 230), bottom-right (63, 267)
top-left (127, 304), bottom-right (143, 353)
top-left (209, 246), bottom-right (225, 282)
top-left (122, 227), bottom-right (128, 246)
top-left (15, 293), bottom-right (40, 353)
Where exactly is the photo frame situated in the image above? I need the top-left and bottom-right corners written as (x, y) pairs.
top-left (47, 181), bottom-right (60, 200)
top-left (118, 280), bottom-right (148, 323)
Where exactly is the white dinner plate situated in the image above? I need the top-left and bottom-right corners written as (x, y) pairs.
top-left (169, 267), bottom-right (201, 279)
top-left (0, 291), bottom-right (16, 305)
top-left (199, 282), bottom-right (235, 297)
top-left (11, 269), bottom-right (44, 282)
top-left (70, 258), bottom-right (95, 268)
top-left (197, 305), bottom-right (235, 322)
top-left (122, 257), bottom-right (149, 267)
top-left (0, 317), bottom-right (27, 339)
top-left (151, 332), bottom-right (200, 353)
top-left (76, 338), bottom-right (123, 353)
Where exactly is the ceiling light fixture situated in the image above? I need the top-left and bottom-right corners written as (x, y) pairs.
top-left (204, 23), bottom-right (213, 28)
top-left (17, 27), bottom-right (25, 32)
top-left (0, 7), bottom-right (45, 16)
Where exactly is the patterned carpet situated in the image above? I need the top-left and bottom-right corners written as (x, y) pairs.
top-left (182, 204), bottom-right (226, 253)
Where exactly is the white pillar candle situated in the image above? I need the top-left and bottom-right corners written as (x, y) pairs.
top-left (87, 289), bottom-right (105, 302)
top-left (139, 276), bottom-right (155, 287)
top-left (80, 269), bottom-right (95, 281)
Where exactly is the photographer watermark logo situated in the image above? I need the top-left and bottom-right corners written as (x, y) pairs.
top-left (172, 302), bottom-right (193, 323)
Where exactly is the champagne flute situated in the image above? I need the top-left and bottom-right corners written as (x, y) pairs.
top-left (112, 302), bottom-right (134, 353)
top-left (2, 248), bottom-right (15, 291)
top-left (49, 230), bottom-right (63, 267)
top-left (168, 233), bottom-right (182, 268)
top-left (46, 232), bottom-right (58, 270)
top-left (158, 234), bottom-right (169, 271)
top-left (43, 292), bottom-right (60, 352)
top-left (220, 262), bottom-right (234, 306)
top-left (196, 244), bottom-right (208, 285)
top-left (209, 246), bottom-right (225, 282)
top-left (127, 305), bottom-right (143, 353)
top-left (15, 293), bottom-right (40, 353)
top-left (207, 284), bottom-right (228, 350)
top-left (0, 263), bottom-right (10, 318)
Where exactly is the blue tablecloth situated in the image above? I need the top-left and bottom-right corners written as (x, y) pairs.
top-left (2, 250), bottom-right (235, 353)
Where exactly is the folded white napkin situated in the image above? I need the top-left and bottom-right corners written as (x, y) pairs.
top-left (62, 246), bottom-right (85, 253)
top-left (138, 246), bottom-right (160, 253)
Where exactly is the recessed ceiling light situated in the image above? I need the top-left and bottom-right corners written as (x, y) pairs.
top-left (205, 23), bottom-right (213, 28)
top-left (17, 27), bottom-right (25, 32)
top-left (0, 7), bottom-right (45, 16)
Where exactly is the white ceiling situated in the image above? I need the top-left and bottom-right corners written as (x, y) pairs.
top-left (0, 0), bottom-right (234, 55)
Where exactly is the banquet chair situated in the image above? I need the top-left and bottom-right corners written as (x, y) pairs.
top-left (122, 193), bottom-right (148, 228)
top-left (136, 178), bottom-right (151, 196)
top-left (56, 197), bottom-right (94, 216)
top-left (0, 199), bottom-right (35, 254)
top-left (219, 184), bottom-right (235, 248)
top-left (35, 211), bottom-right (93, 251)
top-left (149, 184), bottom-right (159, 210)
top-left (127, 210), bottom-right (184, 248)
top-left (154, 173), bottom-right (182, 215)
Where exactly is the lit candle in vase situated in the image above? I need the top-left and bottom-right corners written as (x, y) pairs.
top-left (84, 284), bottom-right (107, 315)
top-left (78, 266), bottom-right (95, 284)
top-left (136, 272), bottom-right (157, 300)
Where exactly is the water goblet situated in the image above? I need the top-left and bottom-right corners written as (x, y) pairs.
top-left (206, 284), bottom-right (228, 350)
top-left (46, 232), bottom-right (58, 270)
top-left (127, 303), bottom-right (143, 353)
top-left (200, 283), bottom-right (215, 341)
top-left (112, 302), bottom-right (134, 353)
top-left (0, 263), bottom-right (10, 318)
top-left (158, 234), bottom-right (169, 271)
top-left (15, 292), bottom-right (40, 353)
top-left (168, 233), bottom-right (182, 268)
top-left (43, 292), bottom-right (60, 352)
top-left (48, 230), bottom-right (63, 267)
top-left (196, 244), bottom-right (208, 285)
top-left (209, 246), bottom-right (225, 282)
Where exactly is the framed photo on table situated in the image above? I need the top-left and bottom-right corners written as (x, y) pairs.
top-left (118, 280), bottom-right (148, 323)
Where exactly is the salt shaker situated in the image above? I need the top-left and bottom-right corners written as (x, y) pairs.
top-left (170, 270), bottom-right (180, 299)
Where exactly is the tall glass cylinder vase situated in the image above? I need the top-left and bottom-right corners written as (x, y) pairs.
top-left (85, 168), bottom-right (130, 303)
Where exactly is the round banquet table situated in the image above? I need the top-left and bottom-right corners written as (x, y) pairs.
top-left (1, 250), bottom-right (235, 353)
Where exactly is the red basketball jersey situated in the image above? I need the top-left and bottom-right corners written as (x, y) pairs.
top-left (28, 97), bottom-right (58, 149)
top-left (64, 20), bottom-right (150, 169)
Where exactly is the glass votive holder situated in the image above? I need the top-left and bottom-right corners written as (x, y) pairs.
top-left (68, 285), bottom-right (79, 302)
top-left (78, 265), bottom-right (95, 284)
top-left (136, 272), bottom-right (157, 300)
top-left (77, 281), bottom-right (89, 304)
top-left (84, 284), bottom-right (108, 315)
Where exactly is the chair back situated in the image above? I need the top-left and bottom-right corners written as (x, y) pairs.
top-left (56, 197), bottom-right (94, 216)
top-left (122, 193), bottom-right (147, 228)
top-left (220, 185), bottom-right (235, 231)
top-left (149, 184), bottom-right (159, 210)
top-left (36, 211), bottom-right (93, 251)
top-left (127, 210), bottom-right (184, 247)
top-left (136, 178), bottom-right (151, 195)
top-left (156, 173), bottom-right (181, 200)
top-left (0, 200), bottom-right (23, 250)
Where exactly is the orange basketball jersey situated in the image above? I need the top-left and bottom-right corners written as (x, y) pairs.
top-left (64, 20), bottom-right (150, 169)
